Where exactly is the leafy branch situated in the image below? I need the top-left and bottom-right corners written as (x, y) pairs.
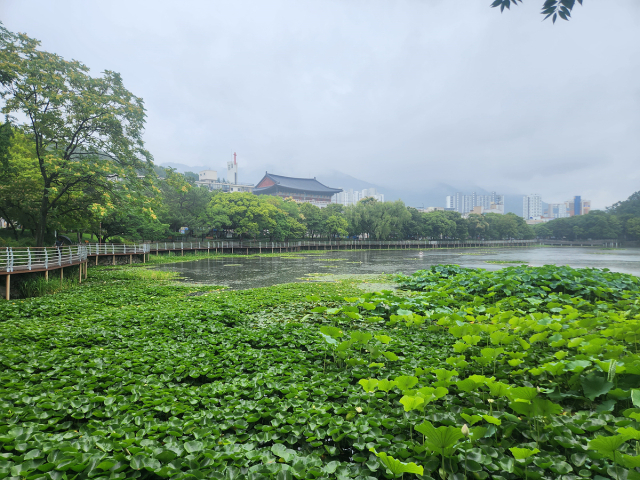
top-left (490, 0), bottom-right (584, 23)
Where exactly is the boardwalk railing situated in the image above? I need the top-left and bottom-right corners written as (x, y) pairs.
top-left (1, 239), bottom-right (539, 274)
top-left (86, 243), bottom-right (151, 256)
top-left (144, 239), bottom-right (538, 251)
top-left (2, 245), bottom-right (88, 273)
top-left (2, 239), bottom-right (538, 273)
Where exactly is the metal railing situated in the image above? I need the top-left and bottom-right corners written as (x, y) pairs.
top-left (86, 243), bottom-right (150, 255)
top-left (1, 239), bottom-right (538, 273)
top-left (142, 239), bottom-right (538, 251)
top-left (1, 245), bottom-right (88, 273)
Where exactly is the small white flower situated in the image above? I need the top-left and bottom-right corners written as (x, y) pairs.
top-left (461, 424), bottom-right (470, 437)
top-left (355, 407), bottom-right (363, 413)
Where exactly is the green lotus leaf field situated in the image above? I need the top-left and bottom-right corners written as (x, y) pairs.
top-left (2, 263), bottom-right (640, 480)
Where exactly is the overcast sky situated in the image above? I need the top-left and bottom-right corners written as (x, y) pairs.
top-left (2, 0), bottom-right (639, 209)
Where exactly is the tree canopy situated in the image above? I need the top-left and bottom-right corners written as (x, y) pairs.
top-left (534, 190), bottom-right (640, 241)
top-left (0, 23), bottom-right (153, 246)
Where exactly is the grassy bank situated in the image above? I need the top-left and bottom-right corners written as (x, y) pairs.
top-left (2, 265), bottom-right (640, 479)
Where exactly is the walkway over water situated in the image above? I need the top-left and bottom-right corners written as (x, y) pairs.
top-left (1, 238), bottom-right (620, 299)
top-left (1, 246), bottom-right (89, 299)
top-left (145, 238), bottom-right (539, 255)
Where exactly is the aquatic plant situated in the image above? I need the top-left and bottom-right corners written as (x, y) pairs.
top-left (2, 264), bottom-right (640, 479)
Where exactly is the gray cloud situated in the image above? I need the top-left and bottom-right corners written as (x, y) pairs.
top-left (2, 0), bottom-right (639, 208)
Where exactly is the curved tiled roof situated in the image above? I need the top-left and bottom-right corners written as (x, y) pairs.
top-left (254, 173), bottom-right (342, 195)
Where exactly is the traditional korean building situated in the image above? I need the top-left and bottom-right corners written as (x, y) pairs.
top-left (253, 173), bottom-right (342, 207)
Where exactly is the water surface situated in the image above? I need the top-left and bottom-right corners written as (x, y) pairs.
top-left (153, 247), bottom-right (640, 289)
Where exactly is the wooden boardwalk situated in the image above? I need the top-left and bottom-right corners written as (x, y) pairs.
top-left (3, 238), bottom-right (619, 299)
top-left (144, 239), bottom-right (539, 256)
top-left (1, 246), bottom-right (89, 299)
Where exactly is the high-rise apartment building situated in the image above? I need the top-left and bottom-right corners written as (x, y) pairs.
top-left (445, 192), bottom-right (504, 214)
top-left (546, 203), bottom-right (569, 219)
top-left (567, 196), bottom-right (591, 216)
top-left (332, 188), bottom-right (384, 206)
top-left (523, 194), bottom-right (543, 219)
top-left (445, 195), bottom-right (456, 210)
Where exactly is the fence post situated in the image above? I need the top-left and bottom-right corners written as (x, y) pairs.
top-left (27, 248), bottom-right (31, 270)
top-left (44, 248), bottom-right (48, 270)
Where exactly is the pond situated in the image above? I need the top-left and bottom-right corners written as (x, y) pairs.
top-left (153, 246), bottom-right (640, 289)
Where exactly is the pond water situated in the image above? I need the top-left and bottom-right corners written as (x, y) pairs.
top-left (153, 246), bottom-right (640, 289)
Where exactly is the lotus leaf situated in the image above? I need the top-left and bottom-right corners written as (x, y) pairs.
top-left (369, 449), bottom-right (423, 477)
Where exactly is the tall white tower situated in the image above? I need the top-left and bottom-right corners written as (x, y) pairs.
top-left (227, 152), bottom-right (238, 185)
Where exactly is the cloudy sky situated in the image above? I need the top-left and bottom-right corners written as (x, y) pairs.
top-left (2, 0), bottom-right (639, 209)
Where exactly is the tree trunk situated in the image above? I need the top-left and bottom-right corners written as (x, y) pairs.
top-left (35, 195), bottom-right (49, 247)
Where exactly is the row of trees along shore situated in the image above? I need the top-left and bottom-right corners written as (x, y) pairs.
top-left (1, 22), bottom-right (639, 247)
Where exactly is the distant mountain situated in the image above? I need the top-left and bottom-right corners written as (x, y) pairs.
top-left (316, 170), bottom-right (461, 209)
top-left (321, 172), bottom-right (533, 215)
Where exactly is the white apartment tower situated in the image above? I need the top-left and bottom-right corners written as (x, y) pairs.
top-left (332, 187), bottom-right (384, 206)
top-left (523, 194), bottom-right (543, 219)
top-left (445, 192), bottom-right (504, 214)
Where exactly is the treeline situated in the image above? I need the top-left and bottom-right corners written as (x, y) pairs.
top-left (534, 191), bottom-right (640, 240)
top-left (90, 182), bottom-right (537, 242)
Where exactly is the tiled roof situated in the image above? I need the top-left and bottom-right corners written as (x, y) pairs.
top-left (254, 173), bottom-right (342, 194)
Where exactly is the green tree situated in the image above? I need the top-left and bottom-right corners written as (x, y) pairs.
top-left (0, 130), bottom-right (41, 240)
top-left (609, 191), bottom-right (640, 217)
top-left (533, 223), bottom-right (552, 238)
top-left (491, 0), bottom-right (583, 23)
top-left (626, 217), bottom-right (640, 240)
top-left (260, 196), bottom-right (306, 241)
top-left (206, 192), bottom-right (278, 239)
top-left (467, 213), bottom-right (489, 239)
top-left (484, 213), bottom-right (533, 240)
top-left (183, 171), bottom-right (199, 184)
top-left (299, 202), bottom-right (323, 238)
top-left (572, 225), bottom-right (584, 240)
top-left (372, 200), bottom-right (411, 240)
top-left (0, 24), bottom-right (152, 246)
top-left (422, 211), bottom-right (457, 239)
top-left (403, 207), bottom-right (423, 240)
top-left (157, 170), bottom-right (212, 238)
top-left (442, 210), bottom-right (469, 240)
top-left (580, 210), bottom-right (621, 239)
top-left (324, 214), bottom-right (348, 239)
top-left (97, 199), bottom-right (167, 243)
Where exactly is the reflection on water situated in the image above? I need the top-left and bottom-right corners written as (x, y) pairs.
top-left (153, 247), bottom-right (640, 290)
